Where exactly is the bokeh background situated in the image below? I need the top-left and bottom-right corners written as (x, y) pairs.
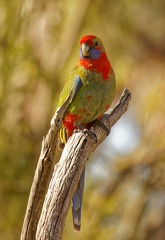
top-left (0, 0), bottom-right (165, 239)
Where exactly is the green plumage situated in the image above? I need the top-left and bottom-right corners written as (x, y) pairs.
top-left (56, 35), bottom-right (116, 231)
top-left (57, 65), bottom-right (116, 126)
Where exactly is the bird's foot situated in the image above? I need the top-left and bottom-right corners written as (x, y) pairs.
top-left (74, 128), bottom-right (97, 143)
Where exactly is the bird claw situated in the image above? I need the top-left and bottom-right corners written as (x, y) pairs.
top-left (74, 128), bottom-right (98, 143)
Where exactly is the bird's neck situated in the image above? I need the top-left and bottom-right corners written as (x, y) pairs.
top-left (78, 52), bottom-right (112, 80)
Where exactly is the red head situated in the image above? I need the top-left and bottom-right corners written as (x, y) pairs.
top-left (79, 35), bottom-right (106, 59)
top-left (79, 35), bottom-right (111, 80)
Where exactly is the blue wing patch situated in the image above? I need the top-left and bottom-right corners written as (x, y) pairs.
top-left (70, 75), bottom-right (83, 103)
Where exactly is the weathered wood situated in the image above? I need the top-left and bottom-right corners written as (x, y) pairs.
top-left (35, 88), bottom-right (131, 240)
top-left (20, 89), bottom-right (76, 240)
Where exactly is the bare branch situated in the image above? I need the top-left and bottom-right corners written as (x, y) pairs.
top-left (35, 88), bottom-right (131, 240)
top-left (21, 90), bottom-right (75, 240)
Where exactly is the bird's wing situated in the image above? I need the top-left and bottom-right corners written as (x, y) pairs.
top-left (69, 75), bottom-right (83, 104)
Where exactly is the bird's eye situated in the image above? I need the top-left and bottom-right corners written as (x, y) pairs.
top-left (94, 41), bottom-right (99, 46)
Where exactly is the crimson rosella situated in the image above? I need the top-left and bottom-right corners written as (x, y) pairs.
top-left (57, 35), bottom-right (116, 231)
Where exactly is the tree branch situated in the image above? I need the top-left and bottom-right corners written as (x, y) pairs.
top-left (20, 91), bottom-right (75, 240)
top-left (34, 88), bottom-right (131, 240)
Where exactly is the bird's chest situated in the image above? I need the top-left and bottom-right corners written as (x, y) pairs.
top-left (69, 76), bottom-right (109, 123)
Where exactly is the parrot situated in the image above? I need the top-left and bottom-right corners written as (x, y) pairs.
top-left (57, 35), bottom-right (116, 231)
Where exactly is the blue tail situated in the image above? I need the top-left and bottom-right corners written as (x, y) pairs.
top-left (72, 168), bottom-right (85, 231)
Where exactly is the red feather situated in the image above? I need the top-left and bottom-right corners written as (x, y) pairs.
top-left (80, 35), bottom-right (96, 45)
top-left (79, 35), bottom-right (112, 80)
top-left (78, 53), bottom-right (111, 80)
top-left (63, 112), bottom-right (92, 137)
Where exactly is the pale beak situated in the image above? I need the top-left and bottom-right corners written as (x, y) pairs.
top-left (81, 43), bottom-right (90, 57)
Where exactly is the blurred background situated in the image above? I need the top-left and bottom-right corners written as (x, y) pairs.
top-left (0, 0), bottom-right (165, 239)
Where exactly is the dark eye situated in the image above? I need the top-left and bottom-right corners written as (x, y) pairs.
top-left (94, 41), bottom-right (99, 46)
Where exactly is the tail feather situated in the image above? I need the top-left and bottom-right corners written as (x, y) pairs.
top-left (72, 168), bottom-right (85, 231)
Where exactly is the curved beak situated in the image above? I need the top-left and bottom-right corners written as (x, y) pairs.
top-left (81, 43), bottom-right (90, 57)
